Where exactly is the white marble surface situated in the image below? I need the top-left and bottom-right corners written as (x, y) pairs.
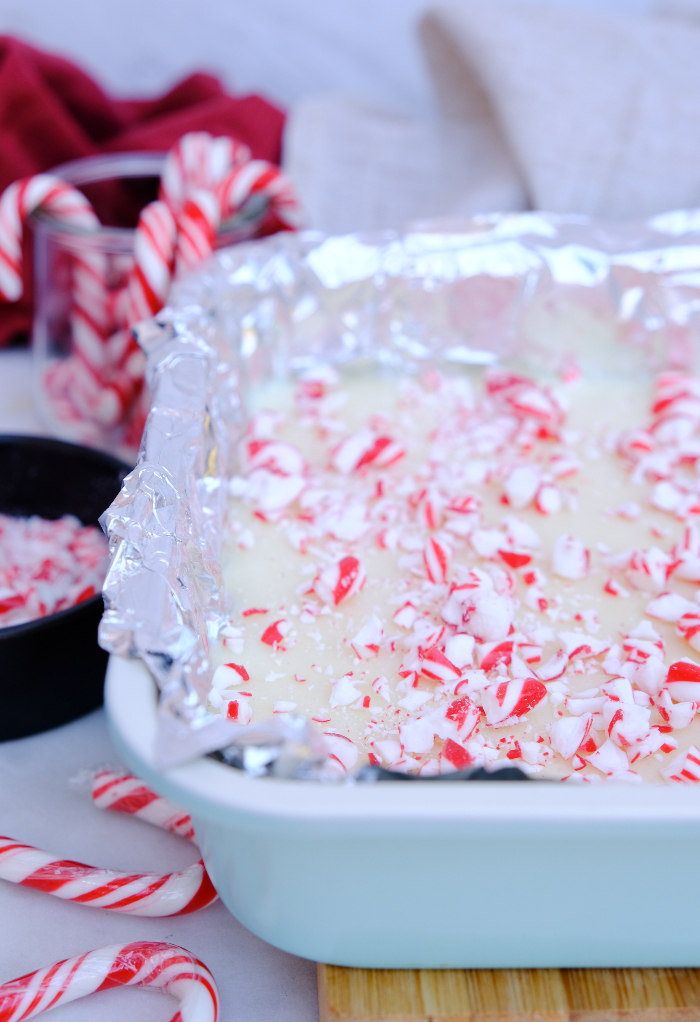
top-left (0, 350), bottom-right (319, 1020)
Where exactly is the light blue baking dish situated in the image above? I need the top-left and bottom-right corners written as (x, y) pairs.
top-left (106, 654), bottom-right (700, 968)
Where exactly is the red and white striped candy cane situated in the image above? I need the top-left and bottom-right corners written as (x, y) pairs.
top-left (174, 189), bottom-right (221, 275)
top-left (217, 160), bottom-right (301, 233)
top-left (91, 768), bottom-right (196, 843)
top-left (122, 199), bottom-right (177, 325)
top-left (0, 941), bottom-right (218, 1022)
top-left (159, 131), bottom-right (251, 215)
top-left (0, 770), bottom-right (217, 915)
top-left (0, 174), bottom-right (100, 301)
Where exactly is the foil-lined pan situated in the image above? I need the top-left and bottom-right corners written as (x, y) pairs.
top-left (98, 212), bottom-right (700, 768)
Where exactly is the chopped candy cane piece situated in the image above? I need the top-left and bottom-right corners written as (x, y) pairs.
top-left (374, 739), bottom-right (402, 765)
top-left (323, 731), bottom-right (359, 772)
top-left (651, 480), bottom-right (684, 512)
top-left (444, 696), bottom-right (481, 739)
top-left (399, 717), bottom-right (435, 754)
top-left (625, 547), bottom-right (671, 593)
top-left (646, 592), bottom-right (696, 622)
top-left (350, 615), bottom-right (383, 659)
top-left (441, 738), bottom-right (476, 770)
top-left (423, 536), bottom-right (450, 583)
top-left (398, 689), bottom-right (433, 711)
top-left (557, 631), bottom-right (610, 660)
top-left (552, 535), bottom-right (589, 580)
top-left (566, 695), bottom-right (606, 715)
top-left (260, 619), bottom-right (290, 646)
top-left (240, 438), bottom-right (306, 476)
top-left (273, 701), bottom-right (297, 713)
top-left (671, 556), bottom-right (700, 582)
top-left (666, 659), bottom-right (700, 702)
top-left (482, 678), bottom-right (547, 726)
top-left (226, 699), bottom-right (252, 724)
top-left (313, 556), bottom-right (366, 606)
top-left (536, 649), bottom-right (568, 682)
top-left (504, 465), bottom-right (540, 509)
top-left (211, 663), bottom-right (250, 689)
top-left (585, 738), bottom-right (629, 775)
top-left (419, 644), bottom-right (461, 682)
top-left (656, 690), bottom-right (697, 729)
top-left (604, 578), bottom-right (630, 597)
top-left (470, 528), bottom-right (504, 559)
top-left (503, 516), bottom-right (541, 549)
top-left (477, 640), bottom-right (513, 672)
top-left (498, 549), bottom-right (531, 569)
top-left (605, 703), bottom-right (651, 748)
top-left (661, 745), bottom-right (700, 783)
top-left (331, 429), bottom-right (404, 473)
top-left (444, 633), bottom-right (475, 669)
top-left (535, 484), bottom-right (562, 515)
top-left (393, 601), bottom-right (419, 629)
top-left (442, 587), bottom-right (514, 642)
top-left (601, 677), bottom-right (635, 703)
top-left (629, 727), bottom-right (678, 763)
top-left (549, 713), bottom-right (593, 760)
top-left (329, 675), bottom-right (362, 708)
top-left (627, 656), bottom-right (667, 696)
top-left (246, 470), bottom-right (306, 511)
top-left (677, 612), bottom-right (700, 651)
top-left (372, 676), bottom-right (392, 702)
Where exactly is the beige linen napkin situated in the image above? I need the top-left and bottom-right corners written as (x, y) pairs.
top-left (285, 0), bottom-right (700, 231)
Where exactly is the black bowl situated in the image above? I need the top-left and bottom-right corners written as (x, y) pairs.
top-left (0, 435), bottom-right (130, 740)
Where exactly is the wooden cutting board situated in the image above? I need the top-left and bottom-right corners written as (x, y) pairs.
top-left (317, 963), bottom-right (700, 1022)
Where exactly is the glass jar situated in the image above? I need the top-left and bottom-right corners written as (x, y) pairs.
top-left (31, 152), bottom-right (264, 462)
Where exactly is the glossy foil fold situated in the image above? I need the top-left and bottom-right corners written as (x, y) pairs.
top-left (98, 212), bottom-right (700, 767)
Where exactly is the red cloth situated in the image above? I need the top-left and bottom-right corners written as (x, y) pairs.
top-left (0, 36), bottom-right (286, 346)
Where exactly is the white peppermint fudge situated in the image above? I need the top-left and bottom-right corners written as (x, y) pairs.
top-left (208, 362), bottom-right (700, 783)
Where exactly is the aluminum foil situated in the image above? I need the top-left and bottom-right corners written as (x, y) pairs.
top-left (98, 211), bottom-right (700, 768)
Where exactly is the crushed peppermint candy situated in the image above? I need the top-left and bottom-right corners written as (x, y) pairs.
top-left (0, 513), bottom-right (109, 627)
top-left (207, 364), bottom-right (700, 782)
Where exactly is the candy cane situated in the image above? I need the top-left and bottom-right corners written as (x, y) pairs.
top-left (0, 770), bottom-right (217, 915)
top-left (174, 189), bottom-right (221, 275)
top-left (0, 941), bottom-right (218, 1022)
top-left (217, 160), bottom-right (301, 233)
top-left (123, 199), bottom-right (177, 324)
top-left (91, 768), bottom-right (196, 843)
top-left (159, 131), bottom-right (251, 215)
top-left (0, 175), bottom-right (100, 301)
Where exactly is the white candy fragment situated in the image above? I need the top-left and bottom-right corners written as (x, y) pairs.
top-left (393, 602), bottom-right (418, 629)
top-left (604, 703), bottom-right (652, 748)
top-left (549, 713), bottom-right (593, 760)
top-left (350, 615), bottom-right (383, 660)
top-left (323, 732), bottom-right (359, 773)
top-left (442, 586), bottom-right (514, 643)
top-left (645, 592), bottom-right (696, 623)
top-left (656, 690), bottom-right (697, 730)
top-left (661, 745), bottom-right (700, 783)
top-left (552, 535), bottom-right (589, 580)
top-left (504, 465), bottom-right (540, 509)
top-left (329, 675), bottom-right (362, 708)
top-left (585, 739), bottom-right (629, 775)
top-left (444, 633), bottom-right (475, 669)
top-left (399, 717), bottom-right (435, 754)
top-left (625, 547), bottom-right (671, 593)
